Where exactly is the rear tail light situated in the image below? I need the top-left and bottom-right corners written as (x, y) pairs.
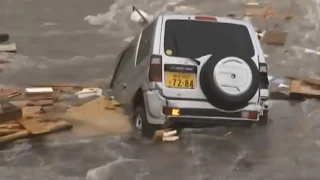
top-left (195, 15), bottom-right (217, 21)
top-left (148, 55), bottom-right (162, 82)
top-left (242, 111), bottom-right (258, 119)
top-left (259, 63), bottom-right (269, 89)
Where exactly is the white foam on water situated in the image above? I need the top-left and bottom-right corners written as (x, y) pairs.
top-left (84, 0), bottom-right (185, 38)
top-left (86, 158), bottom-right (147, 180)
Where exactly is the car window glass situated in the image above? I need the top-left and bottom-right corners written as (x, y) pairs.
top-left (164, 20), bottom-right (255, 59)
top-left (136, 20), bottom-right (156, 65)
top-left (111, 43), bottom-right (136, 86)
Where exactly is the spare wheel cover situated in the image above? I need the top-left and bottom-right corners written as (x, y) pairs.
top-left (213, 57), bottom-right (253, 96)
top-left (200, 56), bottom-right (260, 110)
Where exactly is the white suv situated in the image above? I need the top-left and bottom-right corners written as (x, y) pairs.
top-left (110, 15), bottom-right (269, 138)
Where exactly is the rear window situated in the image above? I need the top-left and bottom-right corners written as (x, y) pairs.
top-left (164, 20), bottom-right (255, 59)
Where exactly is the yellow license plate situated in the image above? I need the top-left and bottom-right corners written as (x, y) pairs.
top-left (165, 72), bottom-right (196, 89)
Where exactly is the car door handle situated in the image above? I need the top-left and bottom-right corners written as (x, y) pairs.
top-left (123, 83), bottom-right (127, 89)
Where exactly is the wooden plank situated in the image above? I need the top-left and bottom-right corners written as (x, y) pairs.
top-left (262, 31), bottom-right (287, 45)
top-left (18, 118), bottom-right (48, 135)
top-left (22, 106), bottom-right (42, 118)
top-left (31, 84), bottom-right (86, 88)
top-left (0, 128), bottom-right (20, 136)
top-left (0, 130), bottom-right (30, 143)
top-left (286, 75), bottom-right (320, 86)
top-left (27, 100), bottom-right (54, 106)
top-left (290, 80), bottom-right (302, 93)
top-left (0, 43), bottom-right (16, 53)
top-left (0, 124), bottom-right (20, 129)
top-left (289, 79), bottom-right (320, 96)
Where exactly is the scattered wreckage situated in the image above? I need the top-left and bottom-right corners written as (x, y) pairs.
top-left (0, 1), bottom-right (312, 145)
top-left (0, 83), bottom-right (132, 145)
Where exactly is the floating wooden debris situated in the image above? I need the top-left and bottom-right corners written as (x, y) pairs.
top-left (153, 129), bottom-right (179, 142)
top-left (286, 76), bottom-right (320, 98)
top-left (261, 31), bottom-right (287, 46)
top-left (0, 43), bottom-right (17, 53)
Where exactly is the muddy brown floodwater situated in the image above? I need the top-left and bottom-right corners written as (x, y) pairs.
top-left (1, 0), bottom-right (320, 179)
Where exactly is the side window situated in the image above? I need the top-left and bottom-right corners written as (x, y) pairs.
top-left (136, 20), bottom-right (156, 65)
top-left (111, 44), bottom-right (136, 87)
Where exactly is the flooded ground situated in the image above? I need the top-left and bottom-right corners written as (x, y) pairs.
top-left (1, 0), bottom-right (320, 179)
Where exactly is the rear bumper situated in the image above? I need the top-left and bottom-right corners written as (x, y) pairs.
top-left (168, 117), bottom-right (254, 126)
top-left (143, 90), bottom-right (268, 125)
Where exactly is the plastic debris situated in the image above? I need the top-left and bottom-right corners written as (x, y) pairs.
top-left (75, 88), bottom-right (103, 99)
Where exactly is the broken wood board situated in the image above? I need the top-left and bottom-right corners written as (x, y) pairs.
top-left (32, 83), bottom-right (86, 89)
top-left (105, 97), bottom-right (121, 110)
top-left (0, 103), bottom-right (23, 123)
top-left (22, 106), bottom-right (42, 118)
top-left (262, 31), bottom-right (287, 45)
top-left (18, 117), bottom-right (72, 135)
top-left (62, 96), bottom-right (131, 136)
top-left (286, 75), bottom-right (320, 86)
top-left (18, 117), bottom-right (49, 134)
top-left (289, 79), bottom-right (320, 97)
top-left (0, 43), bottom-right (16, 53)
top-left (0, 130), bottom-right (30, 143)
top-left (153, 129), bottom-right (179, 142)
top-left (0, 88), bottom-right (21, 97)
top-left (0, 128), bottom-right (20, 136)
top-left (27, 99), bottom-right (54, 106)
top-left (0, 123), bottom-right (20, 129)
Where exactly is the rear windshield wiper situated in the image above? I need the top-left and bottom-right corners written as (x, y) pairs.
top-left (172, 34), bottom-right (201, 65)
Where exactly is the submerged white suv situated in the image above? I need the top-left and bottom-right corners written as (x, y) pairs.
top-left (110, 15), bottom-right (270, 138)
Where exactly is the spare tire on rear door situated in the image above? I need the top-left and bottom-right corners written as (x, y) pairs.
top-left (200, 56), bottom-right (260, 110)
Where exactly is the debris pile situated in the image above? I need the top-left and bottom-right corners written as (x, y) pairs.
top-left (0, 83), bottom-right (130, 144)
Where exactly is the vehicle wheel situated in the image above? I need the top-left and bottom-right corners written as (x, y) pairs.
top-left (200, 56), bottom-right (260, 110)
top-left (258, 111), bottom-right (268, 126)
top-left (133, 105), bottom-right (158, 138)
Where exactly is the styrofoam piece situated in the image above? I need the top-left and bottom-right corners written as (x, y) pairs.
top-left (271, 78), bottom-right (285, 85)
top-left (162, 136), bottom-right (179, 142)
top-left (0, 43), bottom-right (16, 53)
top-left (304, 48), bottom-right (320, 55)
top-left (75, 88), bottom-right (103, 99)
top-left (268, 76), bottom-right (274, 81)
top-left (130, 8), bottom-right (150, 24)
top-left (123, 36), bottom-right (135, 42)
top-left (264, 54), bottom-right (269, 58)
top-left (163, 130), bottom-right (177, 137)
top-left (246, 2), bottom-right (259, 6)
top-left (25, 87), bottom-right (53, 94)
top-left (278, 83), bottom-right (289, 88)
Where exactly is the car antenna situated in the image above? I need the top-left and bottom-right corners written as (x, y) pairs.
top-left (132, 6), bottom-right (149, 25)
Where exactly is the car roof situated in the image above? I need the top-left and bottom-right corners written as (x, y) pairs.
top-left (159, 14), bottom-right (252, 27)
